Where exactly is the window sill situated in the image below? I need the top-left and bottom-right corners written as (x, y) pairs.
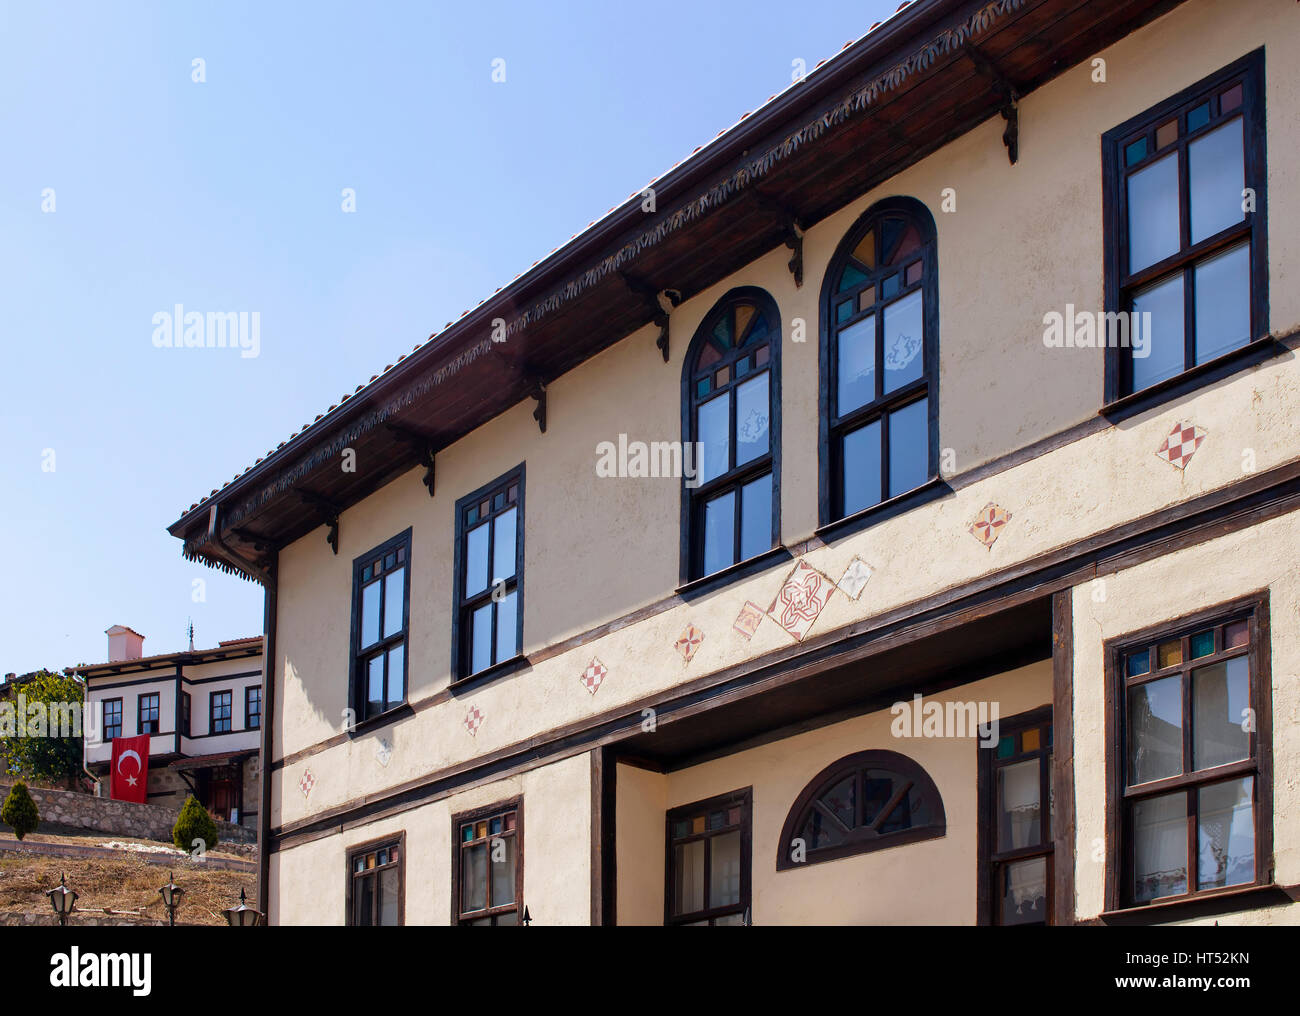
top-left (1101, 337), bottom-right (1285, 424)
top-left (676, 545), bottom-right (792, 602)
top-left (1098, 882), bottom-right (1290, 925)
top-left (815, 476), bottom-right (950, 544)
top-left (450, 653), bottom-right (530, 693)
top-left (346, 702), bottom-right (415, 739)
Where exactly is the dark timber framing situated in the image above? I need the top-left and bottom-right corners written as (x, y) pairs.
top-left (1051, 589), bottom-right (1076, 925)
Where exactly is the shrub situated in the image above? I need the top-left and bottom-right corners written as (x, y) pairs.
top-left (172, 795), bottom-right (219, 854)
top-left (1, 782), bottom-right (40, 840)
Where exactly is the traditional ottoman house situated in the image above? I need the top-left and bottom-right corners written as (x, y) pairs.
top-left (170, 0), bottom-right (1299, 924)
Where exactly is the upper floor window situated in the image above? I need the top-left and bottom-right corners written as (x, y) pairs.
top-left (776, 749), bottom-right (945, 870)
top-left (681, 288), bottom-right (780, 582)
top-left (667, 787), bottom-right (751, 926)
top-left (1103, 50), bottom-right (1266, 401)
top-left (138, 693), bottom-right (160, 736)
top-left (453, 467), bottom-right (523, 681)
top-left (347, 836), bottom-right (404, 926)
top-left (820, 198), bottom-right (938, 527)
top-left (453, 800), bottom-right (522, 925)
top-left (246, 686), bottom-right (261, 730)
top-left (349, 528), bottom-right (411, 720)
top-left (210, 690), bottom-right (232, 735)
top-left (181, 692), bottom-right (191, 737)
top-left (103, 698), bottom-right (122, 741)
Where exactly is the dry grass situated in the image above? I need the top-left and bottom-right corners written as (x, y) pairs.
top-left (0, 852), bottom-right (256, 925)
top-left (0, 828), bottom-right (250, 859)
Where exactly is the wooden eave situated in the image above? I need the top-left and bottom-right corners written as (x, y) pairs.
top-left (169, 0), bottom-right (1185, 581)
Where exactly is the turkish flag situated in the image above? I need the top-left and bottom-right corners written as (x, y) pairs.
top-left (110, 734), bottom-right (151, 803)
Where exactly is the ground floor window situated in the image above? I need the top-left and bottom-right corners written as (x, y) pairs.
top-left (666, 787), bottom-right (752, 926)
top-left (346, 835), bottom-right (404, 926)
top-left (452, 800), bottom-right (522, 925)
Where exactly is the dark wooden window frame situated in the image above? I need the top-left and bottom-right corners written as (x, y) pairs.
top-left (137, 692), bottom-right (160, 736)
top-left (1101, 48), bottom-right (1268, 416)
top-left (345, 831), bottom-right (406, 926)
top-left (818, 196), bottom-right (941, 538)
top-left (678, 287), bottom-right (782, 586)
top-left (246, 685), bottom-right (261, 730)
top-left (209, 689), bottom-right (233, 735)
top-left (102, 697), bottom-right (122, 742)
top-left (665, 786), bottom-right (752, 926)
top-left (450, 797), bottom-right (524, 926)
top-left (1103, 591), bottom-right (1273, 916)
top-left (450, 466), bottom-right (525, 686)
top-left (775, 749), bottom-right (945, 872)
top-left (180, 692), bottom-right (191, 737)
top-left (977, 705), bottom-right (1054, 925)
top-left (347, 527), bottom-right (413, 725)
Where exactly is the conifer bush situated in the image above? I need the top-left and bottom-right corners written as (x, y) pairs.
top-left (172, 794), bottom-right (220, 854)
top-left (1, 781), bottom-right (40, 841)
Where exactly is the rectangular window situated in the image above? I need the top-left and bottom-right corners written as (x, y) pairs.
top-left (181, 692), bottom-right (191, 737)
top-left (347, 835), bottom-right (404, 926)
top-left (138, 693), bottom-right (160, 735)
top-left (1106, 596), bottom-right (1271, 911)
top-left (453, 467), bottom-right (523, 681)
top-left (246, 686), bottom-right (261, 730)
top-left (350, 528), bottom-right (412, 721)
top-left (452, 800), bottom-right (522, 925)
top-left (210, 691), bottom-right (232, 734)
top-left (665, 788), bottom-right (752, 926)
top-left (1103, 50), bottom-right (1266, 403)
top-left (103, 698), bottom-right (122, 741)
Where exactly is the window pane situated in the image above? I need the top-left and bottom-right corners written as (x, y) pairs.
top-left (361, 579), bottom-right (381, 648)
top-left (836, 314), bottom-right (876, 415)
top-left (888, 397), bottom-right (929, 498)
top-left (1194, 242), bottom-right (1251, 364)
top-left (1130, 272), bottom-right (1185, 391)
top-left (462, 843), bottom-right (487, 912)
top-left (734, 372), bottom-right (769, 466)
top-left (1192, 655), bottom-right (1249, 770)
top-left (491, 832), bottom-right (517, 905)
top-left (465, 523), bottom-right (489, 597)
top-left (493, 507), bottom-right (517, 582)
top-left (386, 645), bottom-right (404, 707)
top-left (820, 776), bottom-right (856, 829)
top-left (1000, 856), bottom-right (1048, 925)
top-left (862, 771), bottom-right (898, 826)
top-left (697, 393), bottom-right (730, 485)
top-left (739, 473), bottom-right (772, 561)
top-left (378, 868), bottom-right (400, 926)
top-left (1128, 676), bottom-right (1183, 784)
top-left (356, 874), bottom-right (375, 926)
top-left (1132, 791), bottom-right (1188, 902)
top-left (883, 290), bottom-right (924, 394)
top-left (382, 567), bottom-right (404, 638)
top-left (672, 840), bottom-right (706, 915)
top-left (1197, 777), bottom-right (1254, 890)
top-left (495, 589), bottom-right (518, 663)
top-left (997, 759), bottom-right (1042, 851)
top-left (708, 831), bottom-right (742, 909)
top-left (367, 655), bottom-right (384, 716)
top-left (1189, 117), bottom-right (1244, 244)
top-left (800, 809), bottom-right (845, 850)
top-left (470, 603), bottom-right (493, 674)
top-left (842, 419), bottom-right (882, 516)
top-left (1127, 152), bottom-right (1180, 273)
top-left (702, 491), bottom-right (735, 575)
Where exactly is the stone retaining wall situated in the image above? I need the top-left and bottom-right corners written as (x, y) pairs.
top-left (0, 784), bottom-right (255, 845)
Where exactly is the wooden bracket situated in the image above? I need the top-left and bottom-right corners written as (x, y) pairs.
top-left (754, 193), bottom-right (806, 287)
top-left (297, 490), bottom-right (341, 554)
top-left (386, 424), bottom-right (436, 497)
top-left (528, 379), bottom-right (547, 434)
top-left (963, 43), bottom-right (1020, 165)
top-left (620, 272), bottom-right (681, 361)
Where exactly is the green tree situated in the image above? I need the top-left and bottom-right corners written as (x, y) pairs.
top-left (0, 671), bottom-right (85, 786)
top-left (173, 795), bottom-right (220, 854)
top-left (1, 781), bottom-right (40, 840)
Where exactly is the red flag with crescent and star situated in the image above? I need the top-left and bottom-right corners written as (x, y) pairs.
top-left (110, 734), bottom-right (150, 803)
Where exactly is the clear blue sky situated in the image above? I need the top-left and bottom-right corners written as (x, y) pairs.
top-left (0, 0), bottom-right (901, 674)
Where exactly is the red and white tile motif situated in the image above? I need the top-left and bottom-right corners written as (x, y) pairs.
top-left (733, 601), bottom-right (765, 640)
top-left (464, 706), bottom-right (485, 737)
top-left (580, 657), bottom-right (608, 695)
top-left (968, 502), bottom-right (1012, 548)
top-left (1155, 422), bottom-right (1207, 470)
top-left (299, 769), bottom-right (315, 799)
top-left (837, 557), bottom-right (873, 600)
top-left (674, 624), bottom-right (704, 663)
top-left (767, 560), bottom-right (835, 642)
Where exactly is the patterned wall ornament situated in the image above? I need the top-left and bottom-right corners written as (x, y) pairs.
top-left (1155, 421), bottom-right (1207, 471)
top-left (968, 502), bottom-right (1012, 548)
top-left (767, 559), bottom-right (835, 642)
top-left (375, 737), bottom-right (393, 767)
top-left (733, 601), bottom-right (765, 640)
top-left (674, 624), bottom-right (705, 663)
top-left (299, 769), bottom-right (316, 799)
top-left (464, 706), bottom-right (485, 737)
top-left (837, 557), bottom-right (873, 600)
top-left (580, 657), bottom-right (608, 695)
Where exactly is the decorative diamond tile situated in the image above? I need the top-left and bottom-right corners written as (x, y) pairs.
top-left (837, 557), bottom-right (873, 600)
top-left (767, 560), bottom-right (835, 642)
top-left (968, 502), bottom-right (1012, 548)
top-left (464, 706), bottom-right (484, 737)
top-left (580, 657), bottom-right (608, 695)
top-left (674, 624), bottom-right (704, 663)
top-left (298, 769), bottom-right (315, 799)
top-left (375, 737), bottom-right (392, 767)
top-left (733, 601), bottom-right (764, 640)
top-left (1155, 421), bottom-right (1207, 470)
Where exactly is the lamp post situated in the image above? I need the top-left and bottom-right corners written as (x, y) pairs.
top-left (158, 873), bottom-right (184, 927)
top-left (222, 888), bottom-right (264, 927)
top-left (46, 874), bottom-right (78, 927)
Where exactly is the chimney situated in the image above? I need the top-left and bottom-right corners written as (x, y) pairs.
top-left (106, 625), bottom-right (145, 663)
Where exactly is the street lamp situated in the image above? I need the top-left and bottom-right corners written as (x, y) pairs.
top-left (158, 873), bottom-right (184, 927)
top-left (46, 874), bottom-right (78, 927)
top-left (222, 888), bottom-right (263, 927)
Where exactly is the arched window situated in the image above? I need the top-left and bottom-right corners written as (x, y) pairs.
top-left (820, 198), bottom-right (938, 527)
top-left (681, 287), bottom-right (780, 582)
top-left (775, 749), bottom-right (946, 870)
